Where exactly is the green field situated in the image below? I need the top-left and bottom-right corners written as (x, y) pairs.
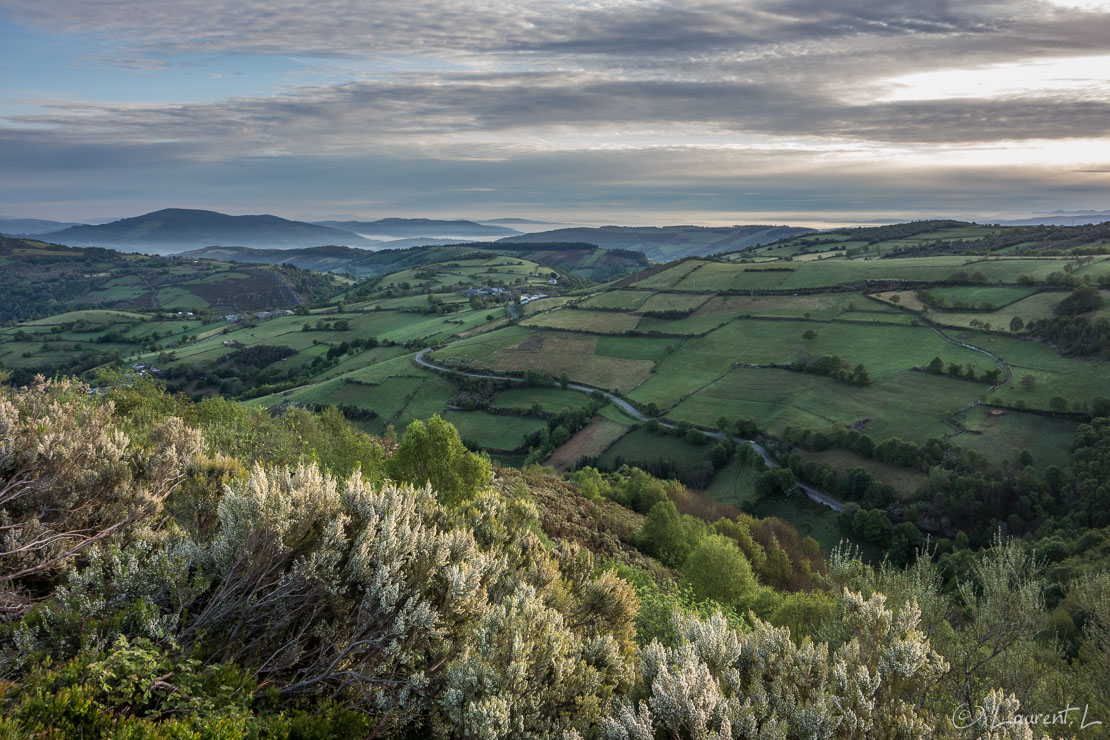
top-left (927, 285), bottom-right (1038, 308)
top-left (579, 290), bottom-right (652, 310)
top-left (631, 256), bottom-right (1107, 293)
top-left (800, 448), bottom-right (927, 499)
top-left (703, 458), bottom-right (761, 507)
top-left (627, 317), bottom-right (991, 412)
top-left (431, 328), bottom-right (654, 393)
top-left (522, 309), bottom-right (640, 333)
top-left (951, 406), bottom-right (1078, 472)
top-left (6, 227), bottom-right (1107, 510)
top-left (443, 410), bottom-right (547, 451)
top-left (491, 387), bottom-right (597, 413)
top-left (666, 366), bottom-right (982, 443)
top-left (598, 427), bottom-right (713, 472)
top-left (636, 292), bottom-right (711, 313)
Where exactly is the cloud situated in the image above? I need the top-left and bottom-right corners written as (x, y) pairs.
top-left (1, 0), bottom-right (1108, 219)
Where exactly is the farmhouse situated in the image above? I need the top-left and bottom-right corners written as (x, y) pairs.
top-left (463, 285), bottom-right (507, 298)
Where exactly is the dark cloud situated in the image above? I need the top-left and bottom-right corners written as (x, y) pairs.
top-left (1, 0), bottom-right (1108, 219)
top-left (12, 74), bottom-right (1110, 146)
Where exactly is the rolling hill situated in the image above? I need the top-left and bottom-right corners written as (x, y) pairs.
top-left (497, 224), bottom-right (816, 261)
top-left (747, 219), bottom-right (1110, 259)
top-left (0, 235), bottom-right (347, 322)
top-left (179, 241), bottom-right (650, 282)
top-left (39, 208), bottom-right (374, 252)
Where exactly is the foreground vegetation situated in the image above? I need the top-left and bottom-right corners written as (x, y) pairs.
top-left (2, 376), bottom-right (1109, 737)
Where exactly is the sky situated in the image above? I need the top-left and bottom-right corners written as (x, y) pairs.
top-left (1, 0), bottom-right (1109, 226)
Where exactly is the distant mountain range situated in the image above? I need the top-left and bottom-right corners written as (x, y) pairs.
top-left (313, 218), bottom-right (520, 237)
top-left (21, 208), bottom-right (815, 260)
top-left (480, 218), bottom-right (561, 225)
top-left (496, 224), bottom-right (816, 261)
top-left (39, 209), bottom-right (375, 252)
top-left (31, 210), bottom-right (531, 252)
top-left (0, 217), bottom-right (86, 235)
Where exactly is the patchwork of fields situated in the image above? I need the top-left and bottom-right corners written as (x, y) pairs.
top-left (5, 226), bottom-right (1110, 537)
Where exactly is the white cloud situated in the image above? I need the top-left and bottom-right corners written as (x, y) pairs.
top-left (877, 54), bottom-right (1110, 102)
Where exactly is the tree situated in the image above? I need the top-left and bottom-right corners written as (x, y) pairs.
top-left (559, 371), bottom-right (569, 389)
top-left (572, 466), bottom-right (609, 500)
top-left (755, 467), bottom-right (796, 499)
top-left (685, 428), bottom-right (707, 446)
top-left (640, 500), bottom-right (707, 567)
top-left (851, 363), bottom-right (871, 386)
top-left (762, 535), bottom-right (795, 589)
top-left (387, 415), bottom-right (492, 507)
top-left (616, 468), bottom-right (668, 513)
top-left (1055, 285), bottom-right (1105, 316)
top-left (1009, 316), bottom-right (1024, 332)
top-left (682, 535), bottom-right (757, 606)
top-left (1049, 396), bottom-right (1068, 412)
top-left (926, 356), bottom-right (945, 374)
top-left (550, 425), bottom-right (570, 446)
top-left (802, 329), bottom-right (817, 340)
top-left (1020, 374), bottom-right (1037, 391)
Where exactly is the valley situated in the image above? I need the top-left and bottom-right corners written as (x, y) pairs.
top-left (4, 218), bottom-right (1108, 557)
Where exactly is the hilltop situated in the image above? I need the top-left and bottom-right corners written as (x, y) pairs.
top-left (39, 208), bottom-right (374, 252)
top-left (498, 224), bottom-right (816, 261)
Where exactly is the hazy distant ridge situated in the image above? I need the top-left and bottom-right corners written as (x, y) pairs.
top-left (314, 218), bottom-right (520, 237)
top-left (39, 208), bottom-right (373, 251)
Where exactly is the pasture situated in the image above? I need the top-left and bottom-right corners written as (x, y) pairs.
top-left (545, 417), bottom-right (630, 471)
top-left (629, 256), bottom-right (1105, 293)
top-left (702, 458), bottom-right (761, 508)
top-left (665, 366), bottom-right (983, 443)
top-left (443, 410), bottom-right (547, 452)
top-left (579, 290), bottom-right (652, 310)
top-left (598, 427), bottom-right (713, 473)
top-left (952, 406), bottom-right (1078, 472)
top-left (799, 449), bottom-right (927, 499)
top-left (522, 309), bottom-right (640, 333)
top-left (492, 387), bottom-right (598, 413)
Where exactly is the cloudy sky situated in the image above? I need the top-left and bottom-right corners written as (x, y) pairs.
top-left (2, 0), bottom-right (1109, 225)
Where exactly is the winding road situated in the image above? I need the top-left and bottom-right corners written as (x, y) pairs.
top-left (414, 349), bottom-right (845, 511)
